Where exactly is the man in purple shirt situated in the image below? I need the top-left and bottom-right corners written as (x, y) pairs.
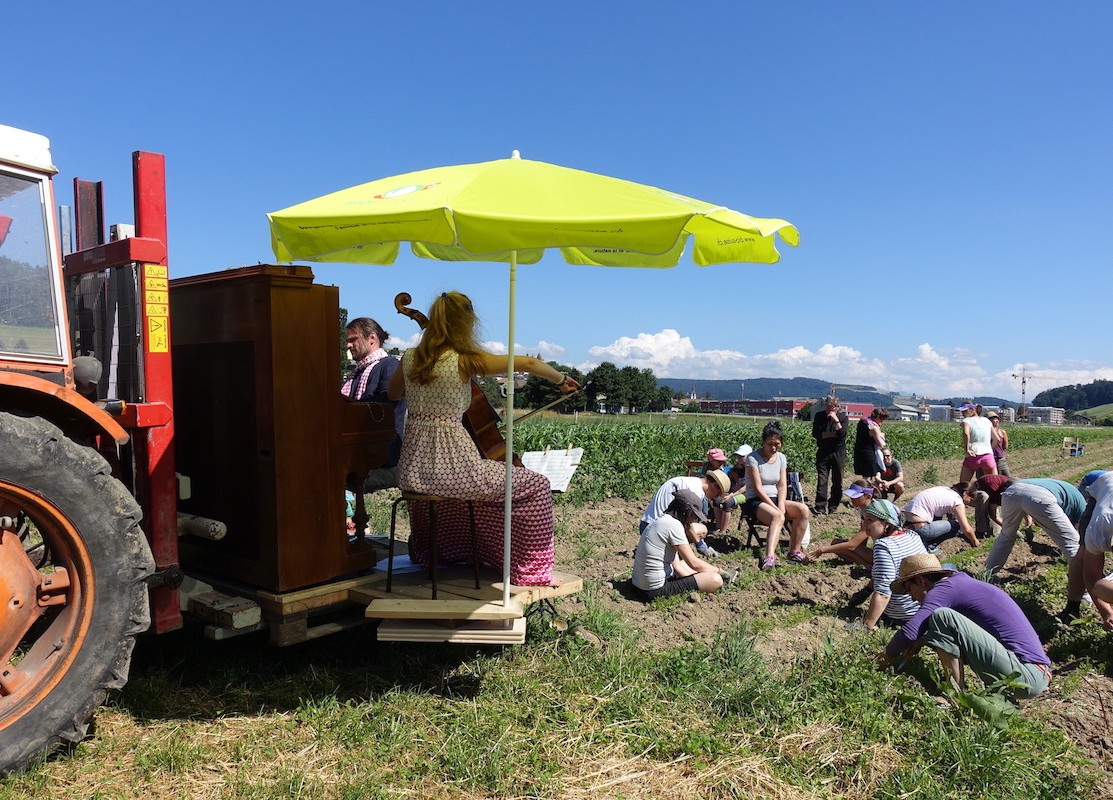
top-left (877, 554), bottom-right (1051, 698)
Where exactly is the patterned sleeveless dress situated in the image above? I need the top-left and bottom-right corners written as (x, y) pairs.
top-left (398, 351), bottom-right (555, 585)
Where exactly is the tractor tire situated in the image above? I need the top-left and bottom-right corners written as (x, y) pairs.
top-left (0, 412), bottom-right (154, 773)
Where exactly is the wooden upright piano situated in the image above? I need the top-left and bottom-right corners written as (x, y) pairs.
top-left (170, 265), bottom-right (395, 592)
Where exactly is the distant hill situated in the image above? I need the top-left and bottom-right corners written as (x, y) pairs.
top-left (1081, 402), bottom-right (1113, 424)
top-left (1033, 380), bottom-right (1113, 413)
top-left (658, 377), bottom-right (1015, 408)
top-left (658, 377), bottom-right (894, 405)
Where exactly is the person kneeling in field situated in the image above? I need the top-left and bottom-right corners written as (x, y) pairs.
top-left (902, 484), bottom-right (980, 551)
top-left (631, 488), bottom-right (735, 601)
top-left (860, 499), bottom-right (928, 630)
top-left (877, 554), bottom-right (1051, 699)
top-left (809, 481), bottom-right (875, 569)
top-left (641, 469), bottom-right (730, 558)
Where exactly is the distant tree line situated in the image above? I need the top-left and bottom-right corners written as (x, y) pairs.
top-left (504, 361), bottom-right (675, 414)
top-left (1032, 380), bottom-right (1113, 413)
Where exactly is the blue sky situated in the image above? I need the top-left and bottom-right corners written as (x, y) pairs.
top-left (8, 2), bottom-right (1112, 401)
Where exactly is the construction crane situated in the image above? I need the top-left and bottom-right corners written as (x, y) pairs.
top-left (1011, 368), bottom-right (1058, 418)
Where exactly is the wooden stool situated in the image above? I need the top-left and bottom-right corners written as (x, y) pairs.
top-left (388, 492), bottom-right (480, 599)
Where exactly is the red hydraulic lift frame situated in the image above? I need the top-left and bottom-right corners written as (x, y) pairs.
top-left (64, 152), bottom-right (181, 633)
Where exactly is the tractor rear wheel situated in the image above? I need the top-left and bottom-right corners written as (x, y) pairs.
top-left (0, 412), bottom-right (153, 773)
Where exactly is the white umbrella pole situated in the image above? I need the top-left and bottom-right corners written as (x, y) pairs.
top-left (502, 250), bottom-right (517, 608)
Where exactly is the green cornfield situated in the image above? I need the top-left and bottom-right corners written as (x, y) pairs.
top-left (513, 415), bottom-right (1113, 501)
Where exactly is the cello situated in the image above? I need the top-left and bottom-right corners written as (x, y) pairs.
top-left (394, 292), bottom-right (524, 467)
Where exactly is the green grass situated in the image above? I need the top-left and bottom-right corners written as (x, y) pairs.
top-left (0, 612), bottom-right (1101, 799)
top-left (1080, 403), bottom-right (1113, 422)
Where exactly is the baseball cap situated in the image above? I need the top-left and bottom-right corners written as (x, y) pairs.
top-left (706, 448), bottom-right (728, 463)
top-left (670, 488), bottom-right (709, 523)
top-left (732, 444), bottom-right (753, 458)
top-left (1079, 470), bottom-right (1108, 498)
top-left (958, 403), bottom-right (977, 411)
top-left (844, 484), bottom-right (875, 499)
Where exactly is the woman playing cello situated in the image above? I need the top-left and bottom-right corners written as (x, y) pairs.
top-left (388, 291), bottom-right (580, 586)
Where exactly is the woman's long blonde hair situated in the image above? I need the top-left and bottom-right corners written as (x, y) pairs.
top-left (406, 291), bottom-right (487, 384)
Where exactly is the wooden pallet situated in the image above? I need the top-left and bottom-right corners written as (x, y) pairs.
top-left (377, 616), bottom-right (527, 644)
top-left (351, 566), bottom-right (582, 606)
top-left (191, 564), bottom-right (581, 646)
top-left (354, 566), bottom-right (581, 644)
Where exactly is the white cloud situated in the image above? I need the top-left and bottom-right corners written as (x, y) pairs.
top-left (578, 332), bottom-right (1113, 400)
top-left (527, 340), bottom-right (566, 360)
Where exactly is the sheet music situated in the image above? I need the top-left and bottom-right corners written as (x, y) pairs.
top-left (520, 447), bottom-right (584, 493)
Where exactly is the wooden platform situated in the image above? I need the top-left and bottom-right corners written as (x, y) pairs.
top-left (192, 560), bottom-right (582, 646)
top-left (354, 566), bottom-right (582, 644)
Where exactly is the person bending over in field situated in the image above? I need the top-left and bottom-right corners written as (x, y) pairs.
top-left (983, 478), bottom-right (1084, 585)
top-left (631, 488), bottom-right (736, 601)
top-left (1071, 471), bottom-right (1113, 629)
top-left (1063, 470), bottom-right (1112, 625)
top-left (641, 469), bottom-right (730, 558)
top-left (877, 554), bottom-right (1051, 700)
top-left (958, 475), bottom-right (1011, 540)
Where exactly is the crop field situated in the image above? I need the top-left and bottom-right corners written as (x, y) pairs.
top-left (2, 416), bottom-right (1112, 799)
top-left (514, 415), bottom-right (1113, 501)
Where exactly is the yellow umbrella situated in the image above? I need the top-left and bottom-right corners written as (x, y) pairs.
top-left (269, 152), bottom-right (797, 267)
top-left (268, 153), bottom-right (799, 604)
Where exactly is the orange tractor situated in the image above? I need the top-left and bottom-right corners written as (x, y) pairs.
top-left (0, 123), bottom-right (407, 771)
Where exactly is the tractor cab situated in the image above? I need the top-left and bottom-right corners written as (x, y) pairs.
top-left (0, 125), bottom-right (69, 372)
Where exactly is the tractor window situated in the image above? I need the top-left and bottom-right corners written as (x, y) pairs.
top-left (0, 169), bottom-right (63, 359)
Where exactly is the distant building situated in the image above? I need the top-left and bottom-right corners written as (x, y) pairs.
top-left (886, 403), bottom-right (927, 422)
top-left (839, 402), bottom-right (875, 420)
top-left (697, 398), bottom-right (810, 417)
top-left (696, 398), bottom-right (876, 420)
top-left (982, 405), bottom-right (1016, 423)
top-left (1026, 406), bottom-right (1066, 425)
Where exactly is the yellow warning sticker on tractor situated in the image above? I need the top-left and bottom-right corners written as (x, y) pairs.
top-left (147, 315), bottom-right (169, 353)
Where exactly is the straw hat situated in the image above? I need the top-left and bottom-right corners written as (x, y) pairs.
top-left (890, 553), bottom-right (955, 594)
top-left (705, 469), bottom-right (730, 497)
